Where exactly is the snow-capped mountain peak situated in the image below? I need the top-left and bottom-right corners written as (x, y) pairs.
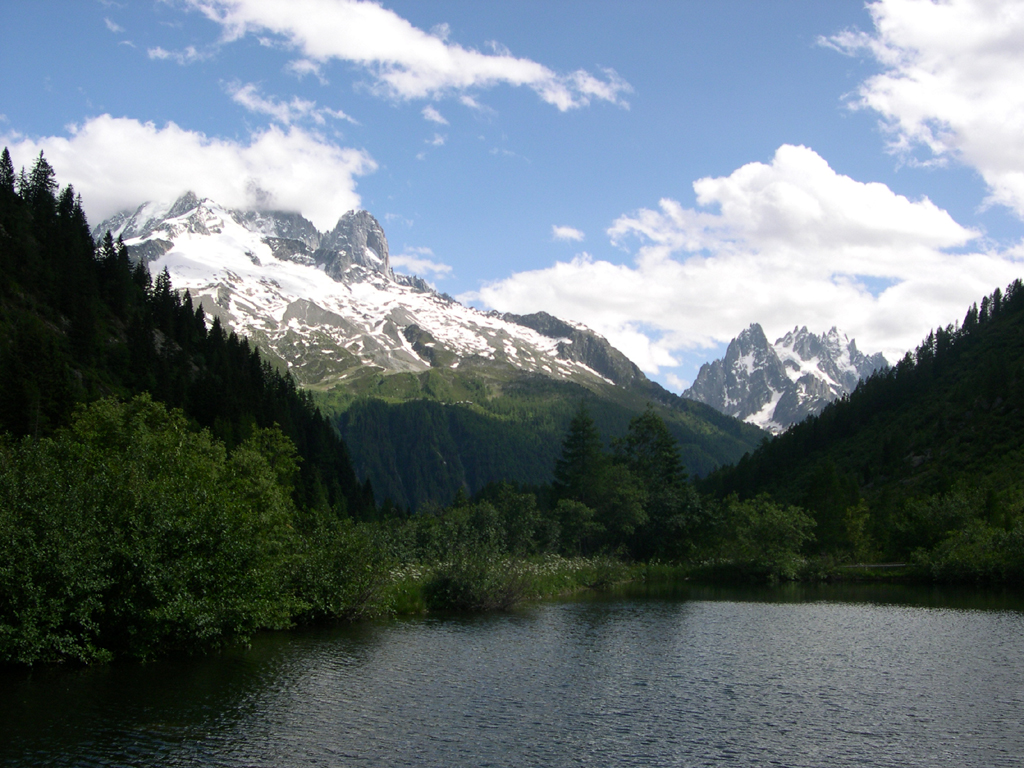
top-left (683, 323), bottom-right (887, 433)
top-left (94, 194), bottom-right (644, 393)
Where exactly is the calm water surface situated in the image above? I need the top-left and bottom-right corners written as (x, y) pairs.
top-left (2, 584), bottom-right (1023, 767)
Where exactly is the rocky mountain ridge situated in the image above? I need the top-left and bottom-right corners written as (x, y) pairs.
top-left (683, 323), bottom-right (888, 433)
top-left (94, 194), bottom-right (656, 395)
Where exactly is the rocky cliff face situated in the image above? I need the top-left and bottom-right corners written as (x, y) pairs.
top-left (315, 209), bottom-right (394, 282)
top-left (683, 323), bottom-right (888, 433)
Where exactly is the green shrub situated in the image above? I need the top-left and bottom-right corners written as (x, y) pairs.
top-left (0, 396), bottom-right (301, 664)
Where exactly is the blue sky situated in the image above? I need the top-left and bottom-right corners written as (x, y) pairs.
top-left (4, 0), bottom-right (1024, 391)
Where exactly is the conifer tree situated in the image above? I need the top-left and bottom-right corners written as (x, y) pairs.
top-left (0, 148), bottom-right (14, 194)
top-left (616, 405), bottom-right (700, 558)
top-left (553, 403), bottom-right (607, 508)
top-left (26, 151), bottom-right (57, 203)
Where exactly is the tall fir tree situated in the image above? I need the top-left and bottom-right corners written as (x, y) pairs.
top-left (0, 148), bottom-right (14, 194)
top-left (553, 403), bottom-right (608, 509)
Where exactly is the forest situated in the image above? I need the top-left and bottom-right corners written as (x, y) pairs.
top-left (1, 149), bottom-right (1022, 666)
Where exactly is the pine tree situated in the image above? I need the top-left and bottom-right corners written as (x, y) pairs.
top-left (553, 403), bottom-right (608, 508)
top-left (0, 148), bottom-right (14, 194)
top-left (26, 151), bottom-right (57, 203)
top-left (616, 405), bottom-right (687, 492)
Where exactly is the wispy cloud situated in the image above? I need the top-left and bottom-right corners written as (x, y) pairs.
top-left (469, 144), bottom-right (1022, 373)
top-left (422, 105), bottom-right (449, 125)
top-left (552, 225), bottom-right (584, 242)
top-left (104, 18), bottom-right (125, 33)
top-left (427, 133), bottom-right (446, 147)
top-left (148, 45), bottom-right (210, 65)
top-left (285, 58), bottom-right (328, 84)
top-left (185, 0), bottom-right (631, 110)
top-left (391, 247), bottom-right (452, 278)
top-left (226, 81), bottom-right (357, 125)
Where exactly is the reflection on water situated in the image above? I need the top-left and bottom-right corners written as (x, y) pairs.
top-left (2, 585), bottom-right (1023, 767)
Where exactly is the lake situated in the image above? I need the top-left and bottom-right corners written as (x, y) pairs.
top-left (2, 583), bottom-right (1023, 767)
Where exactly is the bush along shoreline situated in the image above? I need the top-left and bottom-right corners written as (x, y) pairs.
top-left (4, 394), bottom-right (1024, 667)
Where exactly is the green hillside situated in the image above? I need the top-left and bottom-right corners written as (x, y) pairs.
top-left (318, 362), bottom-right (764, 511)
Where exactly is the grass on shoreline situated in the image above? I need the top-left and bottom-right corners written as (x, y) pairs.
top-left (377, 554), bottom-right (933, 617)
top-left (382, 554), bottom-right (638, 614)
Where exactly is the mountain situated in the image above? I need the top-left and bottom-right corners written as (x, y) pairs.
top-left (683, 323), bottom-right (888, 433)
top-left (95, 194), bottom-right (647, 393)
top-left (95, 194), bottom-right (765, 508)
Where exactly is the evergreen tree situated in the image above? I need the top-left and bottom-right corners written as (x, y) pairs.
top-left (553, 403), bottom-right (608, 509)
top-left (26, 151), bottom-right (57, 204)
top-left (616, 405), bottom-right (701, 558)
top-left (0, 148), bottom-right (14, 194)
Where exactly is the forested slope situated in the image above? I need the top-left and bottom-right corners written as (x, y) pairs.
top-left (703, 280), bottom-right (1024, 562)
top-left (324, 364), bottom-right (764, 511)
top-left (0, 149), bottom-right (373, 518)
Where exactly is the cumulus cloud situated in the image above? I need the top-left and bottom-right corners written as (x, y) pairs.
top-left (3, 114), bottom-right (375, 230)
top-left (226, 81), bottom-right (357, 125)
top-left (469, 145), bottom-right (1023, 372)
top-left (422, 105), bottom-right (449, 125)
top-left (185, 0), bottom-right (631, 110)
top-left (391, 247), bottom-right (452, 278)
top-left (827, 0), bottom-right (1024, 218)
top-left (552, 225), bottom-right (585, 242)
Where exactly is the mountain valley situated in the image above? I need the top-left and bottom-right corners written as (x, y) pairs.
top-left (95, 195), bottom-right (764, 507)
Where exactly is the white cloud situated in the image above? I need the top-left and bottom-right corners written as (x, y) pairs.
top-left (285, 58), bottom-right (327, 84)
top-left (469, 145), bottom-right (1023, 372)
top-left (422, 105), bottom-right (449, 125)
top-left (3, 114), bottom-right (375, 230)
top-left (552, 225), bottom-right (585, 242)
top-left (226, 81), bottom-right (356, 125)
top-left (664, 373), bottom-right (690, 393)
top-left (427, 133), bottom-right (446, 147)
top-left (459, 95), bottom-right (488, 112)
top-left (148, 45), bottom-right (209, 65)
top-left (391, 247), bottom-right (452, 278)
top-left (827, 0), bottom-right (1024, 218)
top-left (104, 18), bottom-right (125, 33)
top-left (186, 0), bottom-right (631, 110)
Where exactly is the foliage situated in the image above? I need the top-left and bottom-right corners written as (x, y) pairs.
top-left (290, 511), bottom-right (391, 622)
top-left (391, 554), bottom-right (633, 613)
top-left (422, 555), bottom-right (533, 612)
top-left (914, 518), bottom-right (1024, 583)
top-left (0, 396), bottom-right (301, 664)
top-left (713, 495), bottom-right (816, 581)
